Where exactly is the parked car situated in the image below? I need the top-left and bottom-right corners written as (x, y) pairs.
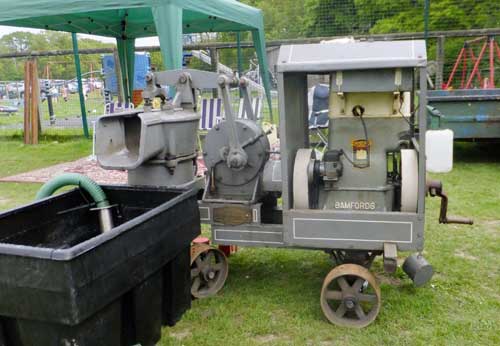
top-left (0, 104), bottom-right (18, 115)
top-left (92, 80), bottom-right (103, 89)
top-left (67, 82), bottom-right (79, 94)
top-left (7, 82), bottom-right (24, 99)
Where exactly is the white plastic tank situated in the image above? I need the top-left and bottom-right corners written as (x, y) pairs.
top-left (426, 129), bottom-right (454, 173)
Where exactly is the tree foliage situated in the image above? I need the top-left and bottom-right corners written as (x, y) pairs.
top-left (0, 31), bottom-right (114, 81)
top-left (242, 0), bottom-right (499, 38)
top-left (0, 1), bottom-right (498, 81)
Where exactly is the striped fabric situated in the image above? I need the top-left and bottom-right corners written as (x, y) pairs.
top-left (308, 84), bottom-right (330, 129)
top-left (115, 102), bottom-right (134, 112)
top-left (199, 98), bottom-right (222, 130)
top-left (104, 102), bottom-right (134, 115)
top-left (238, 97), bottom-right (263, 120)
top-left (104, 90), bottom-right (113, 114)
top-left (103, 90), bottom-right (135, 114)
top-left (308, 84), bottom-right (330, 149)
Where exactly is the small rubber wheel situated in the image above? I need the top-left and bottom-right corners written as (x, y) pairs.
top-left (320, 264), bottom-right (381, 328)
top-left (190, 244), bottom-right (228, 299)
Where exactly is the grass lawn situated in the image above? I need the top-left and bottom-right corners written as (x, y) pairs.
top-left (0, 91), bottom-right (104, 128)
top-left (164, 143), bottom-right (500, 346)
top-left (0, 136), bottom-right (498, 345)
top-left (0, 132), bottom-right (92, 209)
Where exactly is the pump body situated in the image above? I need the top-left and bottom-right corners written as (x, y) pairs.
top-left (96, 69), bottom-right (219, 188)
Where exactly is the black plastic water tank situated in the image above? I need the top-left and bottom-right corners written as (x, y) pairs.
top-left (0, 185), bottom-right (200, 346)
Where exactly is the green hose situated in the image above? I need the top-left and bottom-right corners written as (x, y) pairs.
top-left (36, 173), bottom-right (110, 208)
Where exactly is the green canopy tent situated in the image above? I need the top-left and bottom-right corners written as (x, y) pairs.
top-left (0, 0), bottom-right (273, 136)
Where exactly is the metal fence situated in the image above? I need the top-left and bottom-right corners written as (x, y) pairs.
top-left (244, 0), bottom-right (498, 39)
top-left (0, 80), bottom-right (106, 133)
top-left (0, 0), bottom-right (498, 135)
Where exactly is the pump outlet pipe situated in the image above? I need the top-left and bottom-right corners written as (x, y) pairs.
top-left (36, 173), bottom-right (114, 233)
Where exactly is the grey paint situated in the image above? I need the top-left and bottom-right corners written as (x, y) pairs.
top-left (328, 117), bottom-right (409, 187)
top-left (285, 209), bottom-right (424, 251)
top-left (293, 218), bottom-right (412, 243)
top-left (96, 109), bottom-right (200, 187)
top-left (321, 116), bottom-right (410, 212)
top-left (152, 69), bottom-right (220, 90)
top-left (418, 67), bottom-right (427, 215)
top-left (330, 69), bottom-right (413, 92)
top-left (262, 160), bottom-right (282, 192)
top-left (278, 73), bottom-right (309, 210)
top-left (201, 42), bottom-right (429, 255)
top-left (128, 160), bottom-right (195, 187)
top-left (212, 224), bottom-right (285, 247)
top-left (198, 201), bottom-right (263, 225)
top-left (277, 40), bottom-right (427, 73)
top-left (276, 41), bottom-right (427, 252)
top-left (95, 111), bottom-right (200, 169)
top-left (203, 119), bottom-right (270, 202)
top-left (266, 46), bottom-right (280, 76)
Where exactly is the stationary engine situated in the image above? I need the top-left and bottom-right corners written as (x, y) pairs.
top-left (293, 70), bottom-right (418, 213)
top-left (197, 41), bottom-right (472, 328)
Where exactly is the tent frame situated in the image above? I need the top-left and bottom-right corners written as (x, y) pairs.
top-left (0, 0), bottom-right (273, 136)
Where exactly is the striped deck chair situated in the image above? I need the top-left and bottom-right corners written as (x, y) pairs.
top-left (114, 101), bottom-right (134, 113)
top-left (238, 97), bottom-right (263, 120)
top-left (103, 90), bottom-right (135, 114)
top-left (308, 84), bottom-right (330, 150)
top-left (199, 98), bottom-right (222, 131)
top-left (105, 102), bottom-right (134, 114)
top-left (103, 90), bottom-right (113, 114)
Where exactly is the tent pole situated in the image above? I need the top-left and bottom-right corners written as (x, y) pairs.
top-left (210, 48), bottom-right (219, 98)
top-left (251, 30), bottom-right (273, 122)
top-left (237, 32), bottom-right (243, 97)
top-left (114, 49), bottom-right (125, 104)
top-left (72, 33), bottom-right (89, 138)
top-left (424, 0), bottom-right (430, 42)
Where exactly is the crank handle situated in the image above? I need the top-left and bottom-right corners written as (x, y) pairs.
top-left (440, 215), bottom-right (474, 225)
top-left (426, 179), bottom-right (474, 226)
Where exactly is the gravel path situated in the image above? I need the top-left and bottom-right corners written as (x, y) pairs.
top-left (0, 157), bottom-right (207, 185)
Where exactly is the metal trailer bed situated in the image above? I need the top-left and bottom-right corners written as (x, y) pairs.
top-left (427, 89), bottom-right (500, 140)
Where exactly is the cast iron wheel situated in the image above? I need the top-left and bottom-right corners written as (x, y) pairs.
top-left (190, 244), bottom-right (228, 298)
top-left (320, 263), bottom-right (381, 328)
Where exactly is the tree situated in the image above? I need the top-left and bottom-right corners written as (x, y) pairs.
top-left (0, 31), bottom-right (114, 81)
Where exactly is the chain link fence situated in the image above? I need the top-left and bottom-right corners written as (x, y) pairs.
top-left (245, 0), bottom-right (497, 39)
top-left (0, 80), bottom-right (105, 134)
top-left (0, 0), bottom-right (498, 135)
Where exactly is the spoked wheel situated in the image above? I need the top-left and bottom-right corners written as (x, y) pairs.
top-left (320, 264), bottom-right (381, 328)
top-left (190, 244), bottom-right (228, 299)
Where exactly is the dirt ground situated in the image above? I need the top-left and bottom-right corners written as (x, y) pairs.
top-left (0, 157), bottom-right (207, 185)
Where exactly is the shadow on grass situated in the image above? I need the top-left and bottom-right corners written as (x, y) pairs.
top-left (454, 142), bottom-right (500, 163)
top-left (0, 129), bottom-right (90, 143)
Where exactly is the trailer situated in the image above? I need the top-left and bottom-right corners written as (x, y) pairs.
top-left (428, 36), bottom-right (500, 140)
top-left (427, 89), bottom-right (500, 140)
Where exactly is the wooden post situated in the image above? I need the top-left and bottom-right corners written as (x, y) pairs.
top-left (436, 36), bottom-right (445, 89)
top-left (23, 63), bottom-right (29, 143)
top-left (23, 59), bottom-right (40, 145)
top-left (210, 48), bottom-right (219, 98)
